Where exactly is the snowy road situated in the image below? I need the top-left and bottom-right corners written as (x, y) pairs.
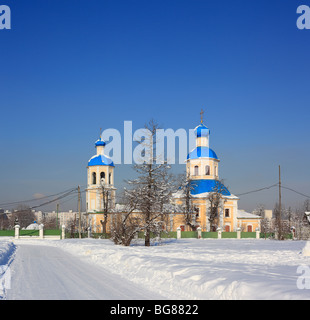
top-left (3, 238), bottom-right (310, 300)
top-left (6, 243), bottom-right (163, 300)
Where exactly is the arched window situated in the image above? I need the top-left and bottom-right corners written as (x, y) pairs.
top-left (100, 172), bottom-right (105, 183)
top-left (205, 165), bottom-right (210, 175)
top-left (214, 166), bottom-right (217, 176)
top-left (194, 166), bottom-right (199, 176)
top-left (92, 172), bottom-right (96, 185)
top-left (109, 173), bottom-right (112, 185)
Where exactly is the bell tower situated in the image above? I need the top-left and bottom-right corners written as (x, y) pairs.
top-left (86, 136), bottom-right (116, 232)
top-left (186, 114), bottom-right (220, 182)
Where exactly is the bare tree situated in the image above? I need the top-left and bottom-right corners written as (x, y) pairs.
top-left (42, 215), bottom-right (57, 229)
top-left (9, 205), bottom-right (36, 229)
top-left (273, 202), bottom-right (289, 240)
top-left (176, 173), bottom-right (199, 231)
top-left (99, 179), bottom-right (113, 235)
top-left (110, 194), bottom-right (142, 246)
top-left (0, 210), bottom-right (9, 230)
top-left (206, 180), bottom-right (228, 231)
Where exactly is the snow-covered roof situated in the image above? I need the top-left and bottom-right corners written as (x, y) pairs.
top-left (88, 154), bottom-right (114, 167)
top-left (194, 123), bottom-right (210, 138)
top-left (187, 146), bottom-right (218, 160)
top-left (173, 190), bottom-right (239, 200)
top-left (237, 210), bottom-right (262, 219)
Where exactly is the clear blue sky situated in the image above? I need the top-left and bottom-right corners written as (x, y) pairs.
top-left (0, 0), bottom-right (309, 212)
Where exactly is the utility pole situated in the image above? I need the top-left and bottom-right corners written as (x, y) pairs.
top-left (278, 165), bottom-right (282, 240)
top-left (78, 185), bottom-right (81, 239)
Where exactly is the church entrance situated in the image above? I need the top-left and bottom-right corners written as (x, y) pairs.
top-left (224, 225), bottom-right (230, 232)
top-left (247, 225), bottom-right (253, 232)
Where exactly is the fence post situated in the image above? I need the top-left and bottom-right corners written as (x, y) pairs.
top-left (177, 227), bottom-right (181, 239)
top-left (237, 227), bottom-right (241, 239)
top-left (255, 227), bottom-right (260, 239)
top-left (197, 227), bottom-right (202, 239)
top-left (62, 225), bottom-right (66, 240)
top-left (217, 227), bottom-right (222, 239)
top-left (291, 226), bottom-right (296, 240)
top-left (14, 225), bottom-right (20, 239)
top-left (88, 227), bottom-right (91, 238)
top-left (39, 224), bottom-right (44, 239)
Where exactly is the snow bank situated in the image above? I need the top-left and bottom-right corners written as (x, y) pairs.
top-left (0, 240), bottom-right (16, 267)
top-left (0, 240), bottom-right (16, 299)
top-left (302, 241), bottom-right (310, 256)
top-left (25, 238), bottom-right (310, 300)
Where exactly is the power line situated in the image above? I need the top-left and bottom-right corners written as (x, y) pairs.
top-left (236, 183), bottom-right (279, 196)
top-left (281, 185), bottom-right (310, 199)
top-left (30, 189), bottom-right (78, 210)
top-left (236, 182), bottom-right (310, 200)
top-left (0, 187), bottom-right (78, 208)
top-left (57, 193), bottom-right (79, 206)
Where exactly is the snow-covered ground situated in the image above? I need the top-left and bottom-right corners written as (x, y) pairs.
top-left (1, 237), bottom-right (310, 300)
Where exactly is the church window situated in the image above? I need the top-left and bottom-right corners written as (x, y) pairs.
top-left (225, 209), bottom-right (230, 217)
top-left (214, 166), bottom-right (217, 176)
top-left (205, 165), bottom-right (210, 175)
top-left (109, 173), bottom-right (112, 185)
top-left (194, 206), bottom-right (200, 218)
top-left (92, 172), bottom-right (96, 185)
top-left (194, 166), bottom-right (199, 176)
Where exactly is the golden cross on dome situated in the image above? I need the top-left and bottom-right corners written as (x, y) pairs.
top-left (99, 127), bottom-right (102, 139)
top-left (200, 109), bottom-right (204, 124)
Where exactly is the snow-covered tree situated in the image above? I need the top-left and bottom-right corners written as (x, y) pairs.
top-left (252, 204), bottom-right (265, 217)
top-left (110, 120), bottom-right (175, 246)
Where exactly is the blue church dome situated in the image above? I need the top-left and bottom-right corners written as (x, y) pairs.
top-left (95, 138), bottom-right (106, 147)
top-left (88, 154), bottom-right (114, 167)
top-left (88, 137), bottom-right (114, 167)
top-left (189, 179), bottom-right (231, 196)
top-left (195, 124), bottom-right (210, 137)
top-left (187, 146), bottom-right (218, 160)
